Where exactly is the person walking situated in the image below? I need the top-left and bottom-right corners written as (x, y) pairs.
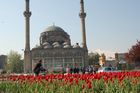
top-left (33, 60), bottom-right (43, 76)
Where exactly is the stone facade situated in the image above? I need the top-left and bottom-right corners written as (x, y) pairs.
top-left (31, 26), bottom-right (88, 72)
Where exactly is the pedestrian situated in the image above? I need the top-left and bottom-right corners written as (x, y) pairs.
top-left (73, 67), bottom-right (77, 73)
top-left (33, 59), bottom-right (43, 76)
top-left (66, 66), bottom-right (70, 74)
top-left (81, 67), bottom-right (85, 74)
top-left (70, 67), bottom-right (73, 74)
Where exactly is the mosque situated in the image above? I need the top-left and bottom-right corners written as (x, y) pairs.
top-left (23, 0), bottom-right (88, 73)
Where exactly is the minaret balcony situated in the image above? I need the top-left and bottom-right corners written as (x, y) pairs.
top-left (79, 13), bottom-right (86, 18)
top-left (24, 11), bottom-right (32, 17)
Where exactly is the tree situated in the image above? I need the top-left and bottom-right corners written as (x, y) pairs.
top-left (125, 40), bottom-right (140, 68)
top-left (88, 52), bottom-right (100, 66)
top-left (5, 50), bottom-right (24, 73)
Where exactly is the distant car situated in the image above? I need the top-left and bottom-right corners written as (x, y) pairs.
top-left (97, 67), bottom-right (117, 73)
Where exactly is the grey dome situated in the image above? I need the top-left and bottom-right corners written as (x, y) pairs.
top-left (53, 42), bottom-right (62, 48)
top-left (44, 25), bottom-right (65, 32)
top-left (43, 42), bottom-right (52, 48)
top-left (63, 45), bottom-right (71, 48)
top-left (63, 42), bottom-right (69, 45)
top-left (40, 25), bottom-right (71, 48)
top-left (42, 42), bottom-right (50, 46)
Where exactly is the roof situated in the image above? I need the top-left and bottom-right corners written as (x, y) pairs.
top-left (44, 25), bottom-right (65, 32)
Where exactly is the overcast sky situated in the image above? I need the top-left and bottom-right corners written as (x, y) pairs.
top-left (0, 0), bottom-right (140, 57)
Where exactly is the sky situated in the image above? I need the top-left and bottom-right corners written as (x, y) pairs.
top-left (0, 0), bottom-right (140, 58)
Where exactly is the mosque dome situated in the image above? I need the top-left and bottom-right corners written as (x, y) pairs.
top-left (40, 25), bottom-right (71, 48)
top-left (44, 25), bottom-right (65, 32)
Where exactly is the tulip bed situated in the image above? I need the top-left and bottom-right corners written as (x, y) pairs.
top-left (0, 71), bottom-right (140, 93)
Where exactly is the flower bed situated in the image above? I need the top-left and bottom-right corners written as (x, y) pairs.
top-left (0, 71), bottom-right (140, 93)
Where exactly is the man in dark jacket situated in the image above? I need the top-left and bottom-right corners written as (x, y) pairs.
top-left (33, 60), bottom-right (43, 76)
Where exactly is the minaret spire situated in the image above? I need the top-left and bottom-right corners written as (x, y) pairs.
top-left (79, 0), bottom-right (87, 49)
top-left (24, 0), bottom-right (32, 73)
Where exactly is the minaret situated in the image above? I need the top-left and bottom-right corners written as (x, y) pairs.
top-left (23, 0), bottom-right (32, 73)
top-left (79, 0), bottom-right (87, 49)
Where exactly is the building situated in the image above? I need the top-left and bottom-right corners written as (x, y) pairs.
top-left (23, 0), bottom-right (88, 73)
top-left (115, 53), bottom-right (128, 70)
top-left (115, 53), bottom-right (127, 64)
top-left (115, 53), bottom-right (140, 69)
top-left (99, 54), bottom-right (117, 67)
top-left (0, 55), bottom-right (7, 70)
top-left (31, 26), bottom-right (88, 72)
